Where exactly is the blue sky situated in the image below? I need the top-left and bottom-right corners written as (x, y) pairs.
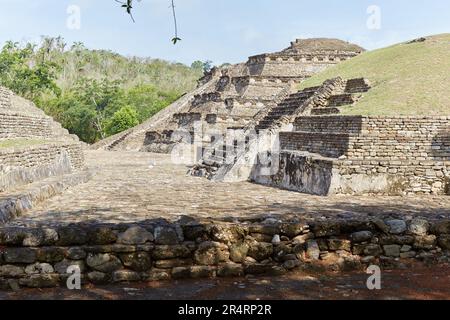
top-left (0, 0), bottom-right (449, 65)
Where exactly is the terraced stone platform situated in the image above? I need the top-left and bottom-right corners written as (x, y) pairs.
top-left (6, 150), bottom-right (450, 228)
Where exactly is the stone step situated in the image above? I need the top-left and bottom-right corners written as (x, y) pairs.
top-left (327, 94), bottom-right (355, 107)
top-left (311, 107), bottom-right (341, 115)
top-left (0, 169), bottom-right (92, 224)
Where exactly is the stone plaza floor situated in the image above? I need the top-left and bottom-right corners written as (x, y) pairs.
top-left (6, 150), bottom-right (450, 227)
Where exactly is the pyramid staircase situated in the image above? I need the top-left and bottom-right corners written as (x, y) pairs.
top-left (190, 77), bottom-right (372, 182)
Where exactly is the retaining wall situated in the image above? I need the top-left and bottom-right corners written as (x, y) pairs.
top-left (0, 217), bottom-right (449, 289)
top-left (0, 143), bottom-right (85, 192)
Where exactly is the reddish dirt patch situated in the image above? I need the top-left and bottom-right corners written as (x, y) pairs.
top-left (1, 263), bottom-right (449, 300)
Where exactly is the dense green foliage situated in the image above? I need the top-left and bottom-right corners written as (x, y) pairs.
top-left (0, 37), bottom-right (203, 143)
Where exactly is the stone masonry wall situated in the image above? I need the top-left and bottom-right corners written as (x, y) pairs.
top-left (260, 151), bottom-right (450, 196)
top-left (0, 217), bottom-right (449, 289)
top-left (292, 116), bottom-right (450, 161)
top-left (0, 112), bottom-right (59, 139)
top-left (0, 143), bottom-right (84, 171)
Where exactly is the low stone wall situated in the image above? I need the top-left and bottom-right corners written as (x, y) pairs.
top-left (256, 151), bottom-right (450, 196)
top-left (0, 216), bottom-right (449, 289)
top-left (0, 142), bottom-right (84, 192)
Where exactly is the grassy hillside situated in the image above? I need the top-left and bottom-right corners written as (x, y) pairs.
top-left (299, 34), bottom-right (450, 115)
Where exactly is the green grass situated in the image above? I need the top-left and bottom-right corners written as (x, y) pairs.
top-left (299, 34), bottom-right (450, 116)
top-left (0, 139), bottom-right (53, 149)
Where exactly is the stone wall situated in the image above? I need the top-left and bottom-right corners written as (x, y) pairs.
top-left (0, 87), bottom-right (11, 109)
top-left (246, 53), bottom-right (357, 78)
top-left (255, 115), bottom-right (450, 196)
top-left (0, 110), bottom-right (77, 140)
top-left (0, 217), bottom-right (449, 289)
top-left (291, 116), bottom-right (450, 161)
top-left (0, 142), bottom-right (85, 193)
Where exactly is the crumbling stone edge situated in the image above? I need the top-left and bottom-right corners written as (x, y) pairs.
top-left (0, 216), bottom-right (449, 290)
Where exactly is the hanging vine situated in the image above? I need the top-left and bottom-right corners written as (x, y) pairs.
top-left (115, 0), bottom-right (181, 45)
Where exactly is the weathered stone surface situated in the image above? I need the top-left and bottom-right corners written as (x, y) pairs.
top-left (25, 263), bottom-right (54, 275)
top-left (189, 266), bottom-right (216, 279)
top-left (413, 235), bottom-right (437, 250)
top-left (88, 227), bottom-right (118, 245)
top-left (372, 219), bottom-right (390, 234)
top-left (19, 274), bottom-right (59, 288)
top-left (280, 223), bottom-right (307, 238)
top-left (0, 227), bottom-right (25, 245)
top-left (182, 224), bottom-right (208, 241)
top-left (57, 227), bottom-right (88, 246)
top-left (327, 238), bottom-right (351, 251)
top-left (438, 235), bottom-right (450, 249)
top-left (87, 271), bottom-right (111, 284)
top-left (312, 221), bottom-right (341, 237)
top-left (379, 235), bottom-right (415, 245)
top-left (217, 263), bottom-right (244, 277)
top-left (400, 251), bottom-right (416, 259)
top-left (0, 265), bottom-right (24, 277)
top-left (152, 245), bottom-right (191, 260)
top-left (250, 233), bottom-right (273, 242)
top-left (120, 252), bottom-right (152, 272)
top-left (117, 226), bottom-right (154, 245)
top-left (306, 240), bottom-right (320, 260)
top-left (292, 233), bottom-right (314, 244)
top-left (401, 245), bottom-right (412, 252)
top-left (363, 244), bottom-right (383, 256)
top-left (249, 224), bottom-right (280, 236)
top-left (229, 243), bottom-right (249, 263)
top-left (431, 221), bottom-right (450, 235)
top-left (194, 241), bottom-right (229, 265)
top-left (37, 247), bottom-right (65, 263)
top-left (144, 269), bottom-right (171, 281)
top-left (244, 263), bottom-right (286, 276)
top-left (171, 267), bottom-right (191, 279)
top-left (248, 242), bottom-right (273, 261)
top-left (66, 247), bottom-right (87, 260)
top-left (22, 229), bottom-right (45, 247)
top-left (271, 235), bottom-right (281, 245)
top-left (386, 220), bottom-right (407, 234)
top-left (3, 248), bottom-right (37, 264)
top-left (283, 259), bottom-right (301, 270)
top-left (350, 231), bottom-right (373, 243)
top-left (154, 226), bottom-right (179, 245)
top-left (112, 270), bottom-right (141, 282)
top-left (408, 219), bottom-right (430, 236)
top-left (154, 258), bottom-right (192, 269)
top-left (210, 225), bottom-right (246, 244)
top-left (86, 253), bottom-right (122, 272)
top-left (383, 245), bottom-right (401, 257)
top-left (54, 259), bottom-right (86, 274)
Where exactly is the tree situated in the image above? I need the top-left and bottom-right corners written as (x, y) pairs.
top-left (191, 60), bottom-right (214, 73)
top-left (105, 105), bottom-right (139, 136)
top-left (0, 41), bottom-right (60, 100)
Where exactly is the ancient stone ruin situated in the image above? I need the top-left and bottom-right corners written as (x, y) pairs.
top-left (92, 38), bottom-right (365, 153)
top-left (0, 37), bottom-right (449, 290)
top-left (92, 38), bottom-right (449, 197)
top-left (0, 86), bottom-right (90, 224)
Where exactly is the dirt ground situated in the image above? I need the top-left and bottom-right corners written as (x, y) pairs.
top-left (1, 263), bottom-right (449, 300)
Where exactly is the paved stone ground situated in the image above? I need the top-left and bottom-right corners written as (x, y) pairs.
top-left (1, 263), bottom-right (449, 300)
top-left (6, 150), bottom-right (450, 227)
